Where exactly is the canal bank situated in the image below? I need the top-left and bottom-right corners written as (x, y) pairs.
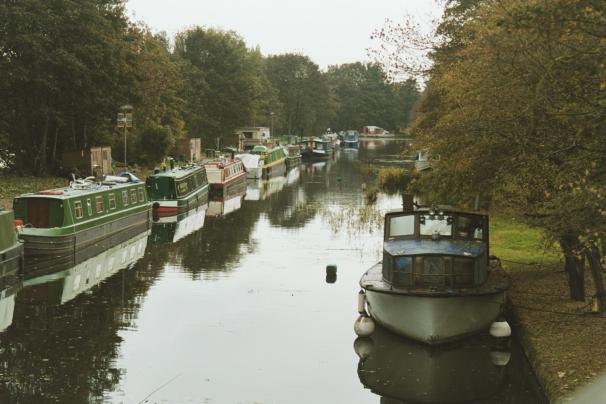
top-left (491, 217), bottom-right (606, 402)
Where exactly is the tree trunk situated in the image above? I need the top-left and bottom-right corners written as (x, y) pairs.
top-left (587, 246), bottom-right (605, 313)
top-left (560, 235), bottom-right (585, 301)
top-left (38, 111), bottom-right (49, 175)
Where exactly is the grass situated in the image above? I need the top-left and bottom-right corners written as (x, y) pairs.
top-left (0, 175), bottom-right (67, 209)
top-left (490, 215), bottom-right (606, 401)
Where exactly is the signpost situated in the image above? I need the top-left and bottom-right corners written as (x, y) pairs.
top-left (117, 105), bottom-right (133, 168)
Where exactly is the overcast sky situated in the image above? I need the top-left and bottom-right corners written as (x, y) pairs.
top-left (126, 0), bottom-right (442, 69)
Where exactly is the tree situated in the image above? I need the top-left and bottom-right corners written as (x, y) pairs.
top-left (174, 27), bottom-right (264, 145)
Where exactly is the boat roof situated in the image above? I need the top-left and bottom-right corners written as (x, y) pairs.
top-left (386, 206), bottom-right (488, 217)
top-left (15, 179), bottom-right (142, 200)
top-left (149, 164), bottom-right (204, 180)
top-left (204, 158), bottom-right (242, 169)
top-left (384, 239), bottom-right (486, 258)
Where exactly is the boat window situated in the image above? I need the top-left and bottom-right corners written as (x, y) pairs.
top-left (177, 181), bottom-right (188, 196)
top-left (392, 256), bottom-right (412, 286)
top-left (130, 189), bottom-right (137, 204)
top-left (138, 188), bottom-right (145, 202)
top-left (109, 194), bottom-right (116, 210)
top-left (420, 215), bottom-right (452, 236)
top-left (86, 199), bottom-right (92, 216)
top-left (453, 257), bottom-right (474, 286)
top-left (388, 215), bottom-right (415, 237)
top-left (122, 191), bottom-right (129, 206)
top-left (95, 196), bottom-right (104, 213)
top-left (455, 215), bottom-right (484, 240)
top-left (74, 201), bottom-right (84, 219)
top-left (419, 256), bottom-right (447, 287)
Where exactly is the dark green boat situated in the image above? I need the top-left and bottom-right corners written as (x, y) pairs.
top-left (0, 209), bottom-right (23, 284)
top-left (13, 177), bottom-right (151, 275)
top-left (146, 164), bottom-right (209, 218)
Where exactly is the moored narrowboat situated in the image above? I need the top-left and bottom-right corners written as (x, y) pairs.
top-left (146, 164), bottom-right (209, 218)
top-left (13, 177), bottom-right (151, 275)
top-left (284, 145), bottom-right (302, 169)
top-left (204, 158), bottom-right (247, 199)
top-left (251, 145), bottom-right (287, 179)
top-left (0, 209), bottom-right (23, 285)
top-left (299, 137), bottom-right (332, 160)
top-left (359, 206), bottom-right (509, 344)
top-left (342, 130), bottom-right (360, 149)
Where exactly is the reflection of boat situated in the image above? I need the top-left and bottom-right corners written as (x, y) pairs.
top-left (299, 138), bottom-right (332, 160)
top-left (245, 176), bottom-right (287, 201)
top-left (0, 279), bottom-right (21, 333)
top-left (207, 194), bottom-right (244, 217)
top-left (343, 130), bottom-right (360, 149)
top-left (284, 145), bottom-right (302, 169)
top-left (14, 176), bottom-right (151, 276)
top-left (0, 209), bottom-right (23, 285)
top-left (285, 166), bottom-right (301, 185)
top-left (150, 204), bottom-right (208, 244)
top-left (342, 148), bottom-right (359, 161)
top-left (21, 230), bottom-right (148, 305)
top-left (204, 158), bottom-right (247, 198)
top-left (146, 164), bottom-right (209, 218)
top-left (359, 207), bottom-right (509, 344)
top-left (356, 326), bottom-right (508, 403)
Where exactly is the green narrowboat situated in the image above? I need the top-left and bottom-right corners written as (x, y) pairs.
top-left (145, 164), bottom-right (209, 218)
top-left (0, 209), bottom-right (23, 284)
top-left (251, 145), bottom-right (287, 179)
top-left (13, 178), bottom-right (151, 275)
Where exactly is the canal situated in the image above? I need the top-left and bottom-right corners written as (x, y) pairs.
top-left (0, 140), bottom-right (545, 403)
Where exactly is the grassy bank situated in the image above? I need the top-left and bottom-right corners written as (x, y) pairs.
top-left (491, 217), bottom-right (606, 401)
top-left (0, 175), bottom-right (67, 209)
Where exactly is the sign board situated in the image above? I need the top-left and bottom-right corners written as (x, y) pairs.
top-left (117, 113), bottom-right (133, 128)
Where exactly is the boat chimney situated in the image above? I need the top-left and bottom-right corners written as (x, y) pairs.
top-left (402, 193), bottom-right (414, 212)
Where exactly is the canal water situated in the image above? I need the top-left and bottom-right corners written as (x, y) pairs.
top-left (0, 140), bottom-right (545, 403)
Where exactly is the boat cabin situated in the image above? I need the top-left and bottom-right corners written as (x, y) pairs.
top-left (146, 165), bottom-right (208, 201)
top-left (13, 181), bottom-right (148, 230)
top-left (382, 208), bottom-right (489, 289)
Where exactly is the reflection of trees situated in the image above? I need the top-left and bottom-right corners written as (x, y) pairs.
top-left (0, 252), bottom-right (164, 403)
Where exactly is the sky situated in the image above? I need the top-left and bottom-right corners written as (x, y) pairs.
top-left (126, 0), bottom-right (442, 69)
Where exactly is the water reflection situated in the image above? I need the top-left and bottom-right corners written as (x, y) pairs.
top-left (150, 204), bottom-right (208, 244)
top-left (356, 326), bottom-right (545, 403)
top-left (0, 230), bottom-right (151, 403)
top-left (0, 279), bottom-right (20, 333)
top-left (245, 175), bottom-right (288, 201)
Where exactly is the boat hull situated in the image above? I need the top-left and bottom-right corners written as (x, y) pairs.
top-left (0, 242), bottom-right (23, 286)
top-left (364, 288), bottom-right (506, 344)
top-left (21, 209), bottom-right (151, 277)
top-left (285, 155), bottom-right (302, 169)
top-left (151, 185), bottom-right (209, 218)
top-left (262, 159), bottom-right (286, 179)
top-left (246, 167), bottom-right (262, 179)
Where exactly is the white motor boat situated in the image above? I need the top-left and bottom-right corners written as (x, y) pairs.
top-left (359, 206), bottom-right (509, 344)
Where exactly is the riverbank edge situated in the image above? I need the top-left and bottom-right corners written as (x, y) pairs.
top-left (507, 299), bottom-right (559, 403)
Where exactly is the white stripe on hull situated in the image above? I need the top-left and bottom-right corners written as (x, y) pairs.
top-left (365, 289), bottom-right (505, 344)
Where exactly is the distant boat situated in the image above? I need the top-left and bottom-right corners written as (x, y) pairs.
top-left (342, 130), bottom-right (359, 149)
top-left (0, 209), bottom-right (23, 285)
top-left (299, 137), bottom-right (332, 160)
top-left (414, 149), bottom-right (438, 171)
top-left (359, 206), bottom-right (509, 344)
top-left (13, 176), bottom-right (151, 276)
top-left (146, 164), bottom-right (209, 218)
top-left (284, 145), bottom-right (302, 169)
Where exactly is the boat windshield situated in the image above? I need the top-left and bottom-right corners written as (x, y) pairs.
top-left (420, 215), bottom-right (452, 237)
top-left (389, 215), bottom-right (415, 237)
